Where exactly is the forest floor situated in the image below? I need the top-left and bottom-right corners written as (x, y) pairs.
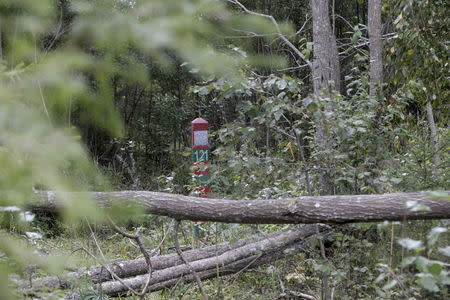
top-left (5, 213), bottom-right (448, 299)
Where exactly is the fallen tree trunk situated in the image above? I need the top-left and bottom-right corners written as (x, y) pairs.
top-left (21, 225), bottom-right (320, 297)
top-left (31, 191), bottom-right (450, 224)
top-left (102, 225), bottom-right (318, 296)
top-left (21, 231), bottom-right (285, 291)
top-left (103, 240), bottom-right (308, 297)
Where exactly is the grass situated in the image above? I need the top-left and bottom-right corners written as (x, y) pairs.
top-left (2, 210), bottom-right (448, 299)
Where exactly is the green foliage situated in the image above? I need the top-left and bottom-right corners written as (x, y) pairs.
top-left (0, 0), bottom-right (278, 297)
top-left (387, 0), bottom-right (449, 122)
top-left (374, 222), bottom-right (449, 298)
top-left (194, 70), bottom-right (413, 197)
top-left (0, 0), bottom-right (448, 298)
top-left (193, 73), bottom-right (314, 198)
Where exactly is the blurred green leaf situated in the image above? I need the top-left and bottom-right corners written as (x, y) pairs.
top-left (398, 238), bottom-right (423, 251)
top-left (418, 275), bottom-right (439, 292)
top-left (427, 227), bottom-right (447, 246)
top-left (438, 246), bottom-right (450, 257)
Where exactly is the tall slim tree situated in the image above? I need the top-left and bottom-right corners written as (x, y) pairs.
top-left (426, 100), bottom-right (440, 167)
top-left (312, 0), bottom-right (340, 94)
top-left (311, 0), bottom-right (341, 197)
top-left (368, 0), bottom-right (383, 97)
top-left (311, 3), bottom-right (340, 298)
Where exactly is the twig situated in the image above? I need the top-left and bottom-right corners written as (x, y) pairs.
top-left (277, 63), bottom-right (310, 72)
top-left (287, 289), bottom-right (318, 300)
top-left (115, 153), bottom-right (141, 189)
top-left (226, 0), bottom-right (312, 70)
top-left (294, 16), bottom-right (311, 36)
top-left (107, 217), bottom-right (153, 298)
top-left (173, 220), bottom-right (208, 300)
top-left (84, 220), bottom-right (141, 295)
top-left (278, 272), bottom-right (285, 293)
top-left (38, 81), bottom-right (51, 125)
top-left (278, 263), bottom-right (318, 300)
top-left (25, 265), bottom-right (37, 288)
top-left (148, 221), bottom-right (171, 257)
top-left (315, 225), bottom-right (330, 300)
top-left (44, 4), bottom-right (64, 53)
top-left (225, 253), bottom-right (262, 284)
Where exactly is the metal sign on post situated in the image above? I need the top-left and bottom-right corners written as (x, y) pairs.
top-left (191, 118), bottom-right (210, 197)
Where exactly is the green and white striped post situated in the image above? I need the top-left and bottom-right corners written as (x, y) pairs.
top-left (191, 118), bottom-right (211, 239)
top-left (191, 118), bottom-right (211, 197)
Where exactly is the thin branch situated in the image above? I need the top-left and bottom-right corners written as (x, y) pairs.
top-left (287, 290), bottom-right (318, 300)
top-left (173, 220), bottom-right (208, 300)
top-left (148, 221), bottom-right (172, 257)
top-left (44, 4), bottom-right (64, 53)
top-left (334, 14), bottom-right (357, 30)
top-left (225, 253), bottom-right (262, 284)
top-left (226, 0), bottom-right (312, 69)
top-left (222, 27), bottom-right (278, 38)
top-left (37, 81), bottom-right (51, 125)
top-left (294, 16), bottom-right (311, 36)
top-left (107, 217), bottom-right (153, 298)
top-left (276, 63), bottom-right (310, 72)
top-left (315, 225), bottom-right (330, 300)
top-left (85, 219), bottom-right (141, 295)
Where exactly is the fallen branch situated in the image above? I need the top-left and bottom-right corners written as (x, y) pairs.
top-left (31, 191), bottom-right (450, 224)
top-left (107, 218), bottom-right (153, 298)
top-left (20, 229), bottom-right (299, 292)
top-left (172, 220), bottom-right (208, 300)
top-left (21, 225), bottom-right (321, 297)
top-left (102, 243), bottom-right (309, 297)
top-left (288, 290), bottom-right (318, 300)
top-left (101, 225), bottom-right (319, 296)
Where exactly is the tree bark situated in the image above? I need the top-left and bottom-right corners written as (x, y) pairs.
top-left (31, 191), bottom-right (450, 224)
top-left (426, 100), bottom-right (440, 167)
top-left (312, 0), bottom-right (340, 94)
top-left (102, 243), bottom-right (306, 297)
top-left (311, 0), bottom-right (341, 195)
top-left (21, 234), bottom-right (269, 292)
top-left (368, 0), bottom-right (383, 98)
top-left (0, 23), bottom-right (3, 59)
top-left (21, 231), bottom-right (286, 292)
top-left (21, 226), bottom-right (320, 297)
top-left (102, 225), bottom-right (317, 296)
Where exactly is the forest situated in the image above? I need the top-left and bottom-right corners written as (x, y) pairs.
top-left (0, 0), bottom-right (449, 299)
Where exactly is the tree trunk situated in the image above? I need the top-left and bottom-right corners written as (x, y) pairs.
top-left (311, 0), bottom-right (341, 195)
top-left (21, 232), bottom-right (277, 291)
top-left (312, 0), bottom-right (340, 94)
top-left (0, 23), bottom-right (3, 59)
top-left (368, 0), bottom-right (383, 98)
top-left (426, 100), bottom-right (440, 167)
top-left (31, 191), bottom-right (450, 224)
top-left (21, 225), bottom-right (320, 297)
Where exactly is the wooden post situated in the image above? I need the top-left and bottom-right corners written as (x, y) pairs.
top-left (191, 118), bottom-right (210, 197)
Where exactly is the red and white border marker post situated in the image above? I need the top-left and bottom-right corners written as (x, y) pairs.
top-left (191, 118), bottom-right (211, 197)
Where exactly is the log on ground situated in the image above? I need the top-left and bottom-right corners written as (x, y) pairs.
top-left (104, 240), bottom-right (308, 297)
top-left (102, 224), bottom-right (318, 296)
top-left (21, 231), bottom-right (285, 292)
top-left (31, 190), bottom-right (450, 224)
top-left (21, 225), bottom-right (321, 297)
